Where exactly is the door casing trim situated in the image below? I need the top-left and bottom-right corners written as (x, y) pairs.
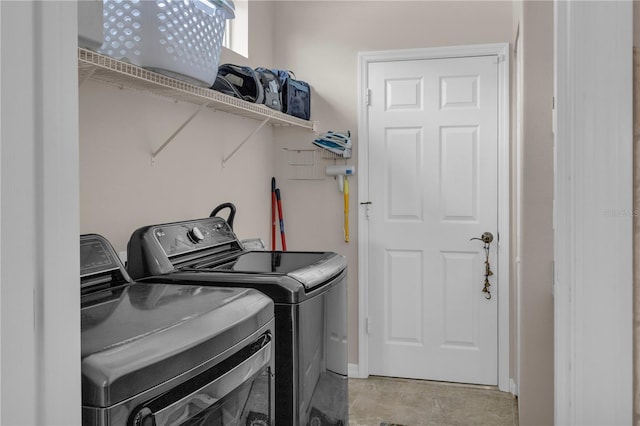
top-left (356, 43), bottom-right (510, 392)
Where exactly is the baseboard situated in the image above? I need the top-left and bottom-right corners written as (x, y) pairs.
top-left (348, 363), bottom-right (366, 378)
top-left (510, 378), bottom-right (518, 396)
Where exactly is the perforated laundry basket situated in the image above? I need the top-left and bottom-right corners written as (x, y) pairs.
top-left (99, 0), bottom-right (234, 87)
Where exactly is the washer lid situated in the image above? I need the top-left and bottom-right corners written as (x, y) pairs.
top-left (213, 251), bottom-right (347, 289)
top-left (81, 283), bottom-right (273, 408)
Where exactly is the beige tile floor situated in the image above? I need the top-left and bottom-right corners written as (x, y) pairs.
top-left (348, 376), bottom-right (519, 426)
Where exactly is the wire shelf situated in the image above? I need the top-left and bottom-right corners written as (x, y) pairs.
top-left (78, 48), bottom-right (317, 131)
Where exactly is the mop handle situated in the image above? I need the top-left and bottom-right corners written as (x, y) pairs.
top-left (276, 188), bottom-right (287, 251)
top-left (344, 176), bottom-right (349, 243)
top-left (271, 178), bottom-right (276, 250)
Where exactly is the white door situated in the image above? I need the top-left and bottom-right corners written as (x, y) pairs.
top-left (367, 55), bottom-right (499, 385)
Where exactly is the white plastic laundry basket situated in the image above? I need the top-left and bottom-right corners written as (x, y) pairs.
top-left (99, 0), bottom-right (235, 87)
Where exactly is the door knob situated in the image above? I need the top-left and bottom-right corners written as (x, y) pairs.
top-left (470, 232), bottom-right (494, 244)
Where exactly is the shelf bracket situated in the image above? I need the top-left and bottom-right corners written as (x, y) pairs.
top-left (79, 66), bottom-right (96, 88)
top-left (152, 103), bottom-right (207, 165)
top-left (222, 116), bottom-right (271, 167)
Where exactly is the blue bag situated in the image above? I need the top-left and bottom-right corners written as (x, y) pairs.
top-left (212, 64), bottom-right (264, 103)
top-left (255, 67), bottom-right (283, 112)
top-left (271, 69), bottom-right (311, 120)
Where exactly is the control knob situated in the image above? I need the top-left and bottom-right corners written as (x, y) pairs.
top-left (187, 226), bottom-right (204, 243)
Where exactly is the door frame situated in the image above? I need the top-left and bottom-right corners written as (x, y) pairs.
top-left (554, 2), bottom-right (632, 423)
top-left (356, 43), bottom-right (510, 392)
top-left (0, 2), bottom-right (80, 422)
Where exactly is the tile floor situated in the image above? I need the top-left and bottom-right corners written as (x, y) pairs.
top-left (348, 376), bottom-right (519, 426)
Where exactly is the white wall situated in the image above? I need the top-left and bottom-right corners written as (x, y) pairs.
top-left (79, 82), bottom-right (276, 249)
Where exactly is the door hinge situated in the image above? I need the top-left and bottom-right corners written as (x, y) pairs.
top-left (365, 88), bottom-right (371, 106)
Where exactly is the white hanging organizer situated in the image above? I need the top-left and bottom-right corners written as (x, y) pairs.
top-left (283, 148), bottom-right (325, 180)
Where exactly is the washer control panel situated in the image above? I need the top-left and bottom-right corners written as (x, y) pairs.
top-left (81, 235), bottom-right (120, 278)
top-left (152, 217), bottom-right (238, 258)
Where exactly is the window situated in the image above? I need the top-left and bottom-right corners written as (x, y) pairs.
top-left (223, 0), bottom-right (248, 58)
